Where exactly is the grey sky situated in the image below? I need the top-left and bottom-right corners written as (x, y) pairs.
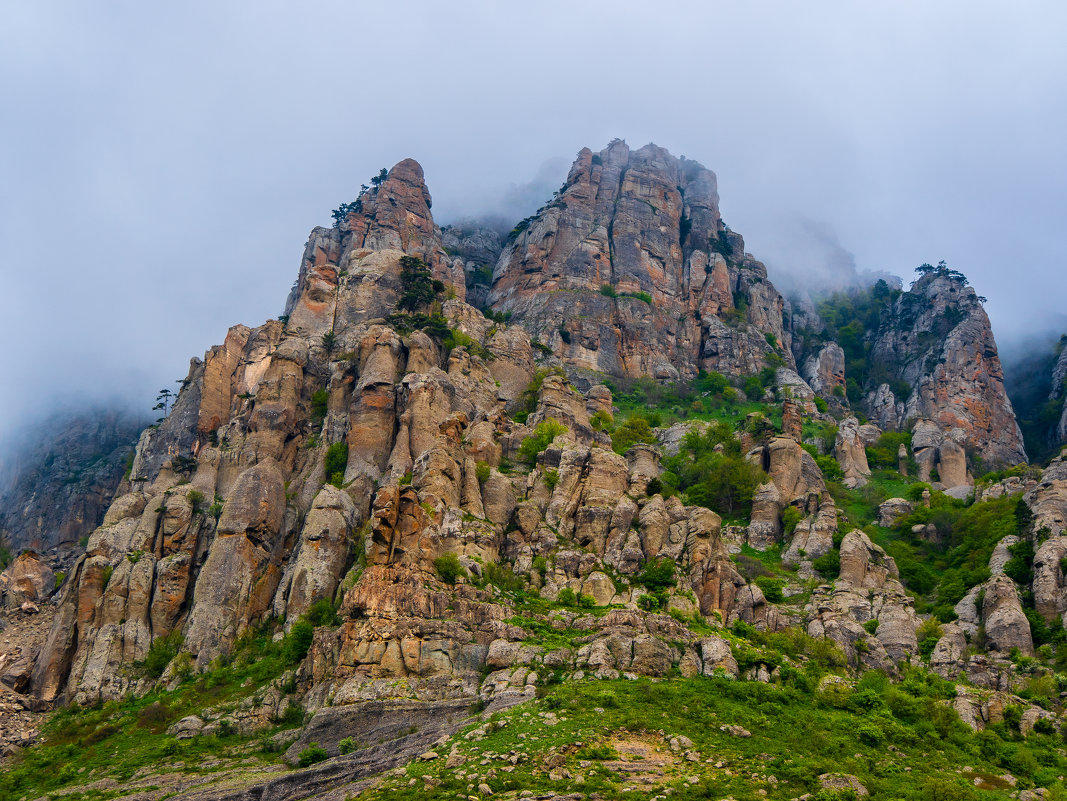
top-left (2, 1), bottom-right (1066, 440)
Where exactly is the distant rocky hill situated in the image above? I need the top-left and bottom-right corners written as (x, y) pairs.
top-left (0, 409), bottom-right (145, 555)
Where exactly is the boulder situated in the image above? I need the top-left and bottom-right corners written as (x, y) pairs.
top-left (834, 417), bottom-right (870, 489)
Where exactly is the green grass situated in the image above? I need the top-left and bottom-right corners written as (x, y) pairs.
top-left (363, 670), bottom-right (1066, 801)
top-left (0, 621), bottom-right (308, 800)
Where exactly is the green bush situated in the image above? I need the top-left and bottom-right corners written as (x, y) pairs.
top-left (782, 505), bottom-right (803, 536)
top-left (324, 442), bottom-right (348, 487)
top-left (590, 409), bottom-right (614, 431)
top-left (813, 396), bottom-right (828, 413)
top-left (754, 576), bottom-right (784, 603)
top-left (518, 418), bottom-right (567, 465)
top-left (638, 558), bottom-right (676, 593)
top-left (917, 619), bottom-right (943, 657)
top-left (310, 389), bottom-right (328, 421)
top-left (433, 553), bottom-right (465, 585)
top-left (599, 284), bottom-right (618, 298)
top-left (284, 620), bottom-right (315, 663)
top-left (813, 548), bottom-right (840, 579)
top-left (611, 416), bottom-right (657, 455)
top-left (816, 455), bottom-right (843, 481)
top-left (637, 593), bottom-right (664, 611)
top-left (140, 630), bottom-right (184, 679)
top-left (305, 599), bottom-right (339, 628)
top-left (338, 736), bottom-right (357, 754)
top-left (475, 461), bottom-right (491, 484)
top-left (543, 468), bottom-right (559, 490)
top-left (298, 742), bottom-right (329, 767)
top-left (557, 587), bottom-right (577, 606)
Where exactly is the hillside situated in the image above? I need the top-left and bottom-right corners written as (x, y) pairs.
top-left (1, 144), bottom-right (1065, 801)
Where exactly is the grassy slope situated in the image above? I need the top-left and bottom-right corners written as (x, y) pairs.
top-left (367, 672), bottom-right (1067, 801)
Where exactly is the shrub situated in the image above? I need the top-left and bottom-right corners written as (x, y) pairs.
top-left (816, 455), bottom-right (843, 481)
top-left (298, 743), bottom-right (329, 767)
top-left (284, 620), bottom-right (315, 663)
top-left (599, 284), bottom-right (618, 298)
top-left (590, 409), bottom-right (614, 431)
top-left (578, 593), bottom-right (596, 609)
top-left (782, 505), bottom-right (803, 536)
top-left (338, 736), bottom-right (357, 754)
top-left (518, 418), bottom-right (567, 465)
top-left (863, 619), bottom-right (880, 635)
top-left (575, 743), bottom-right (620, 760)
top-left (557, 587), bottom-right (577, 606)
top-left (638, 558), bottom-right (677, 593)
top-left (754, 576), bottom-right (784, 603)
top-left (917, 619), bottom-right (943, 657)
top-left (311, 389), bottom-right (328, 421)
top-left (533, 556), bottom-right (548, 580)
top-left (813, 548), bottom-right (840, 579)
top-left (813, 396), bottom-right (828, 413)
top-left (475, 461), bottom-right (491, 484)
top-left (305, 599), bottom-right (339, 627)
top-left (324, 442), bottom-right (348, 487)
top-left (637, 593), bottom-right (663, 611)
top-left (611, 416), bottom-right (657, 455)
top-left (434, 553), bottom-right (465, 585)
top-left (543, 468), bottom-right (559, 490)
top-left (141, 630), bottom-right (184, 678)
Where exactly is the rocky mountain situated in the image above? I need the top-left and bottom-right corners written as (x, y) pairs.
top-left (0, 409), bottom-right (145, 555)
top-left (794, 266), bottom-right (1026, 469)
top-left (487, 141), bottom-right (791, 381)
top-left (3, 143), bottom-right (1064, 801)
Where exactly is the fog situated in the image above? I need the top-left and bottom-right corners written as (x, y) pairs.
top-left (2, 1), bottom-right (1066, 441)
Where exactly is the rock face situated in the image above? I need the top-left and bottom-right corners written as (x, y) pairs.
top-left (910, 419), bottom-right (973, 492)
top-left (865, 272), bottom-right (1025, 467)
top-left (28, 156), bottom-right (753, 707)
top-left (981, 575), bottom-right (1034, 657)
top-left (0, 552), bottom-right (55, 609)
top-left (0, 409), bottom-right (146, 553)
top-left (802, 343), bottom-right (846, 401)
top-left (487, 141), bottom-right (792, 380)
top-left (440, 221), bottom-right (505, 309)
top-left (1050, 340), bottom-right (1067, 449)
top-left (834, 417), bottom-right (871, 488)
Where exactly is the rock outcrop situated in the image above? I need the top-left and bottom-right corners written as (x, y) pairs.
top-left (802, 343), bottom-right (846, 402)
top-left (834, 417), bottom-right (871, 488)
top-left (866, 272), bottom-right (1025, 467)
top-left (487, 141), bottom-right (792, 380)
top-left (910, 419), bottom-right (974, 493)
top-left (806, 531), bottom-right (920, 671)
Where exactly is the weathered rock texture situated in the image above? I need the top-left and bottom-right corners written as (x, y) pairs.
top-left (0, 409), bottom-right (145, 553)
top-left (487, 141), bottom-right (792, 380)
top-left (865, 273), bottom-right (1025, 466)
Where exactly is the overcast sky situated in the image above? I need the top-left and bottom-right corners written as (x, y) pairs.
top-left (2, 1), bottom-right (1065, 441)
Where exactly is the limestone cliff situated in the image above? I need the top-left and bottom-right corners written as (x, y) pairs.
top-left (487, 141), bottom-right (792, 380)
top-left (866, 271), bottom-right (1025, 466)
